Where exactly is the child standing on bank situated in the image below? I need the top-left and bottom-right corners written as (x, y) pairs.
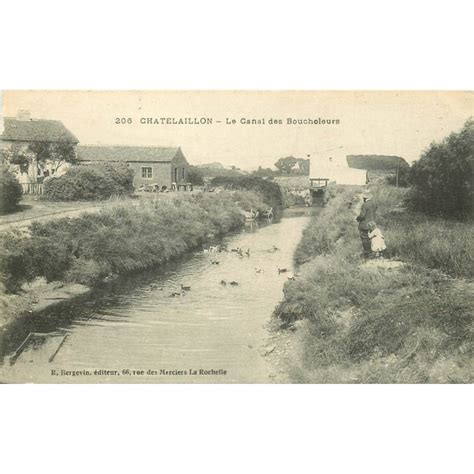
top-left (367, 221), bottom-right (387, 258)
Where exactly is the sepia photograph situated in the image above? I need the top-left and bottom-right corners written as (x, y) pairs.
top-left (2, 1), bottom-right (474, 472)
top-left (0, 90), bottom-right (472, 384)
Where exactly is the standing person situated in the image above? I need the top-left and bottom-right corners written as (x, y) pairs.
top-left (367, 221), bottom-right (387, 258)
top-left (356, 190), bottom-right (378, 258)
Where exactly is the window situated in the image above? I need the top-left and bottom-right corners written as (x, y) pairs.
top-left (141, 167), bottom-right (153, 179)
top-left (182, 167), bottom-right (185, 179)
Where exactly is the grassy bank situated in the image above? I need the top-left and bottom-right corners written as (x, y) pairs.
top-left (274, 176), bottom-right (310, 207)
top-left (0, 191), bottom-right (268, 295)
top-left (371, 186), bottom-right (474, 278)
top-left (274, 184), bottom-right (473, 383)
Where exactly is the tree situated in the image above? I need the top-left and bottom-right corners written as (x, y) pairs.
top-left (409, 118), bottom-right (473, 219)
top-left (274, 156), bottom-right (298, 174)
top-left (27, 141), bottom-right (52, 165)
top-left (252, 166), bottom-right (274, 178)
top-left (296, 158), bottom-right (310, 175)
top-left (2, 145), bottom-right (30, 173)
top-left (274, 156), bottom-right (309, 175)
top-left (28, 140), bottom-right (77, 175)
top-left (187, 165), bottom-right (205, 185)
top-left (48, 141), bottom-right (78, 174)
top-left (3, 141), bottom-right (78, 180)
top-left (210, 175), bottom-right (284, 212)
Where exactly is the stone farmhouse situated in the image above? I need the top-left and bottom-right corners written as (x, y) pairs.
top-left (1, 111), bottom-right (192, 193)
top-left (0, 110), bottom-right (79, 188)
top-left (77, 145), bottom-right (190, 190)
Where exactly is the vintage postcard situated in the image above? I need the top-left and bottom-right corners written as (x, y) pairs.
top-left (0, 90), bottom-right (472, 384)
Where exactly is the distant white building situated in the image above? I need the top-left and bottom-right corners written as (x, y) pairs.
top-left (310, 153), bottom-right (367, 186)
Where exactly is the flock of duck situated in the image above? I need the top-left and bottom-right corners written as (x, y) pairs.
top-left (148, 243), bottom-right (297, 298)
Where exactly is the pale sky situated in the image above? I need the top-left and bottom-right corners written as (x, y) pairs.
top-left (2, 91), bottom-right (472, 169)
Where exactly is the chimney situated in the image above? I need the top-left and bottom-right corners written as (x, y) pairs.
top-left (16, 110), bottom-right (31, 121)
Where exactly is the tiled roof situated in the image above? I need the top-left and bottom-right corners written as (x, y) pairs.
top-left (77, 145), bottom-right (182, 163)
top-left (1, 117), bottom-right (79, 143)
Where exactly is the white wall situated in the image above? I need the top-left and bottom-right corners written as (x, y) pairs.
top-left (310, 153), bottom-right (367, 186)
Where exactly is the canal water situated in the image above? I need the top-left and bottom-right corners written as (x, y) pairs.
top-left (0, 213), bottom-right (310, 383)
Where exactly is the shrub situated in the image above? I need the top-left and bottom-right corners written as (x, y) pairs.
top-left (211, 176), bottom-right (284, 213)
top-left (0, 193), bottom-right (247, 293)
top-left (64, 258), bottom-right (111, 286)
top-left (408, 118), bottom-right (473, 219)
top-left (0, 232), bottom-right (34, 292)
top-left (101, 162), bottom-right (135, 194)
top-left (0, 167), bottom-right (22, 214)
top-left (385, 165), bottom-right (411, 187)
top-left (24, 235), bottom-right (74, 282)
top-left (44, 163), bottom-right (134, 201)
top-left (231, 190), bottom-right (268, 214)
top-left (274, 176), bottom-right (311, 207)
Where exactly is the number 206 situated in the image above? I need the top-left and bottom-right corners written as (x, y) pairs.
top-left (115, 117), bottom-right (132, 124)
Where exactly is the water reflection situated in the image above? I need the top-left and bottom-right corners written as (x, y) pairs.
top-left (1, 214), bottom-right (309, 383)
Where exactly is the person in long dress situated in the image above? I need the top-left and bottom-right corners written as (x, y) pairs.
top-left (367, 221), bottom-right (387, 258)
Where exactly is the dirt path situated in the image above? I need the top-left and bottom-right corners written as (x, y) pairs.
top-left (0, 204), bottom-right (108, 231)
